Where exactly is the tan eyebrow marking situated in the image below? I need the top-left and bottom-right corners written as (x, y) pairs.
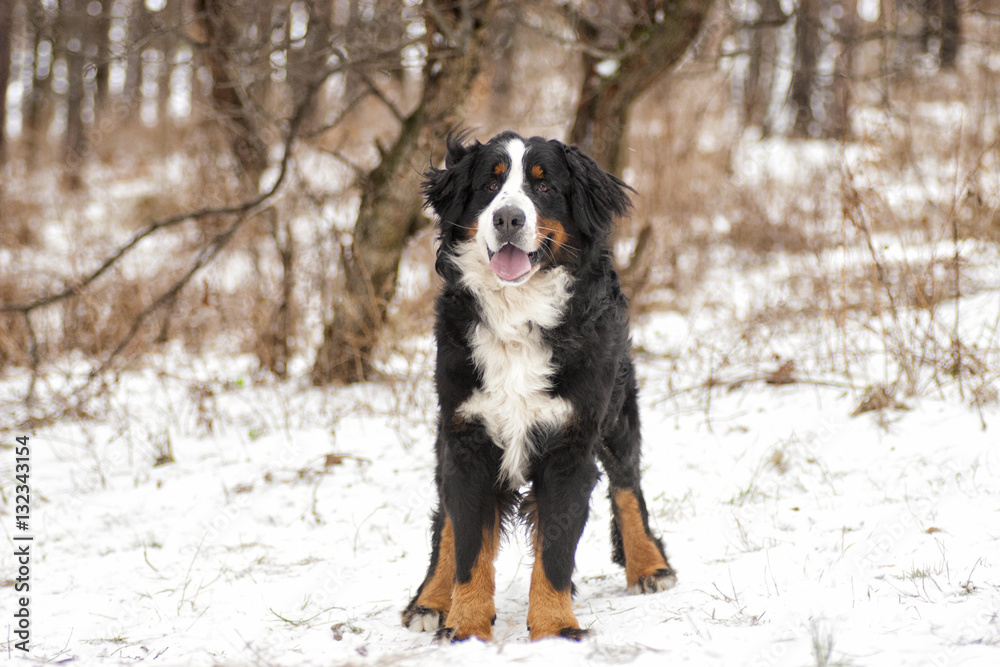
top-left (531, 165), bottom-right (544, 179)
top-left (494, 162), bottom-right (507, 175)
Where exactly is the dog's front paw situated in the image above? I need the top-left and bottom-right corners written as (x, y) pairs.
top-left (558, 627), bottom-right (590, 641)
top-left (628, 567), bottom-right (677, 595)
top-left (403, 605), bottom-right (446, 633)
top-left (527, 623), bottom-right (590, 641)
top-left (434, 625), bottom-right (491, 643)
top-left (434, 626), bottom-right (459, 643)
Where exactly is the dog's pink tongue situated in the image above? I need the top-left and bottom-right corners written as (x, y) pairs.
top-left (490, 245), bottom-right (532, 281)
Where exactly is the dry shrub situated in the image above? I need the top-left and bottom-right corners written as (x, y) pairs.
top-left (3, 5), bottom-right (998, 422)
top-left (726, 188), bottom-right (835, 257)
top-left (58, 273), bottom-right (157, 360)
top-left (0, 197), bottom-right (43, 248)
top-left (624, 13), bottom-right (1000, 410)
top-left (384, 227), bottom-right (439, 334)
top-left (0, 295), bottom-right (31, 374)
top-left (620, 67), bottom-right (736, 310)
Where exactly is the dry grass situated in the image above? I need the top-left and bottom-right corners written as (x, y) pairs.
top-left (2, 10), bottom-right (1000, 427)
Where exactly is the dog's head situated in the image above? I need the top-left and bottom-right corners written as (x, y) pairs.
top-left (424, 131), bottom-right (632, 284)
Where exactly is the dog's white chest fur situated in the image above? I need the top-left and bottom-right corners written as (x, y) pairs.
top-left (452, 243), bottom-right (574, 487)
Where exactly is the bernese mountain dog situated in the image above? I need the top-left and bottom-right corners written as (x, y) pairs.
top-left (402, 131), bottom-right (676, 642)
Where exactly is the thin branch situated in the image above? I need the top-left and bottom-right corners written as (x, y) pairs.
top-left (358, 71), bottom-right (407, 125)
top-left (3, 200), bottom-right (261, 314)
top-left (423, 0), bottom-right (462, 47)
top-left (82, 208), bottom-right (249, 390)
top-left (12, 58), bottom-right (335, 425)
top-left (1, 63), bottom-right (344, 316)
top-left (23, 312), bottom-right (40, 407)
top-left (301, 88), bottom-right (370, 140)
top-left (317, 148), bottom-right (370, 180)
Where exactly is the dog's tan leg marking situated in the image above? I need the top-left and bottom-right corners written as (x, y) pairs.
top-left (527, 531), bottom-right (584, 640)
top-left (442, 522), bottom-right (498, 641)
top-left (613, 488), bottom-right (675, 592)
top-left (415, 516), bottom-right (455, 612)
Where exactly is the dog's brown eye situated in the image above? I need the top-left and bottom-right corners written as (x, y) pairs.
top-left (536, 182), bottom-right (549, 193)
top-left (487, 181), bottom-right (499, 192)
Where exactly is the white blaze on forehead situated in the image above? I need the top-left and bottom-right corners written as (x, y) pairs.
top-left (498, 138), bottom-right (526, 200)
top-left (477, 138), bottom-right (538, 254)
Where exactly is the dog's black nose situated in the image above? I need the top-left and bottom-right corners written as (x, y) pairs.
top-left (493, 206), bottom-right (525, 234)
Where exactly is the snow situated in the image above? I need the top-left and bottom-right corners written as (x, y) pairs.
top-left (2, 324), bottom-right (998, 666)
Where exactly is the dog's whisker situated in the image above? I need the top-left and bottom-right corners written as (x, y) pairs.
top-left (536, 228), bottom-right (583, 257)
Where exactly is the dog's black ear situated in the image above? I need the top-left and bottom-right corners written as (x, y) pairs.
top-left (425, 133), bottom-right (479, 279)
top-left (563, 143), bottom-right (633, 239)
top-left (423, 131), bottom-right (476, 224)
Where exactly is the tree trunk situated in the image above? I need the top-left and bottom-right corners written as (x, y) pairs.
top-left (24, 0), bottom-right (53, 167)
top-left (789, 0), bottom-right (854, 139)
top-left (790, 0), bottom-right (820, 138)
top-left (566, 0), bottom-right (713, 296)
top-left (311, 0), bottom-right (498, 385)
top-left (0, 0), bottom-right (14, 165)
top-left (287, 0), bottom-right (333, 133)
top-left (568, 0), bottom-right (714, 175)
top-left (62, 0), bottom-right (87, 188)
top-left (196, 0), bottom-right (269, 191)
top-left (739, 0), bottom-right (787, 134)
top-left (123, 0), bottom-right (148, 106)
top-left (258, 0), bottom-right (336, 379)
top-left (828, 0), bottom-right (855, 139)
top-left (91, 0), bottom-right (111, 115)
top-left (154, 0), bottom-right (182, 130)
top-left (939, 0), bottom-right (960, 69)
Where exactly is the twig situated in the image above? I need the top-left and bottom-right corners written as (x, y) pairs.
top-left (23, 311), bottom-right (40, 407)
top-left (664, 372), bottom-right (859, 399)
top-left (358, 72), bottom-right (407, 125)
top-left (841, 164), bottom-right (917, 395)
top-left (423, 0), bottom-right (463, 48)
top-left (8, 60), bottom-right (340, 426)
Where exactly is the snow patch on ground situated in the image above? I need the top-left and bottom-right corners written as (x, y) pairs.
top-left (2, 340), bottom-right (998, 665)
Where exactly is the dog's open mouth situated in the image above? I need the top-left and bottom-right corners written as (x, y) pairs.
top-left (488, 244), bottom-right (540, 282)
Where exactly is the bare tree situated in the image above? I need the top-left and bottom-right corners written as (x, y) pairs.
top-left (311, 0), bottom-right (500, 385)
top-left (829, 0), bottom-right (855, 138)
top-left (939, 0), bottom-right (960, 69)
top-left (737, 0), bottom-right (788, 134)
top-left (123, 0), bottom-right (148, 103)
top-left (560, 0), bottom-right (713, 291)
top-left (567, 0), bottom-right (715, 176)
top-left (787, 0), bottom-right (854, 139)
top-left (22, 1), bottom-right (50, 166)
top-left (61, 0), bottom-right (87, 186)
top-left (90, 0), bottom-right (111, 113)
top-left (789, 0), bottom-right (821, 137)
top-left (195, 0), bottom-right (272, 191)
top-left (1, 71), bottom-right (331, 414)
top-left (0, 0), bottom-right (14, 165)
top-left (921, 0), bottom-right (961, 69)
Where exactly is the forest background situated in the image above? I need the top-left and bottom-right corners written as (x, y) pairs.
top-left (0, 0), bottom-right (996, 414)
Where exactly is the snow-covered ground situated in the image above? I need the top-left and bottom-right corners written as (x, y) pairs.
top-left (2, 303), bottom-right (998, 666)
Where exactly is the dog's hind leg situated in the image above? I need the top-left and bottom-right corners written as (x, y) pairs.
top-left (599, 368), bottom-right (677, 594)
top-left (609, 486), bottom-right (677, 593)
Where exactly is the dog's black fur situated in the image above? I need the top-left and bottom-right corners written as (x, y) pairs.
top-left (403, 131), bottom-right (676, 641)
